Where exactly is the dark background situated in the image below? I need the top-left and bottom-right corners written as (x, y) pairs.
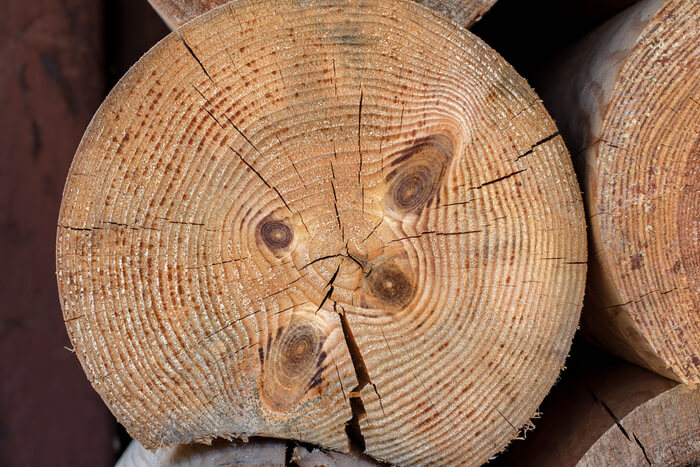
top-left (0, 0), bottom-right (637, 465)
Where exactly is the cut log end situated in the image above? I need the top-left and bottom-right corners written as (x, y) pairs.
top-left (117, 437), bottom-right (381, 466)
top-left (542, 0), bottom-right (700, 386)
top-left (147, 0), bottom-right (498, 29)
top-left (57, 0), bottom-right (585, 464)
top-left (496, 351), bottom-right (700, 466)
top-left (580, 384), bottom-right (700, 466)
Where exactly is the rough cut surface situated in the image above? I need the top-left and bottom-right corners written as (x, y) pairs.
top-left (117, 437), bottom-right (379, 466)
top-left (540, 0), bottom-right (699, 386)
top-left (147, 0), bottom-right (497, 29)
top-left (580, 385), bottom-right (700, 466)
top-left (495, 354), bottom-right (699, 466)
top-left (57, 0), bottom-right (586, 464)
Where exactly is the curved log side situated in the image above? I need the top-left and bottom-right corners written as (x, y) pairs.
top-left (497, 356), bottom-right (699, 466)
top-left (146, 0), bottom-right (498, 30)
top-left (57, 0), bottom-right (586, 464)
top-left (539, 0), bottom-right (700, 385)
top-left (581, 385), bottom-right (700, 466)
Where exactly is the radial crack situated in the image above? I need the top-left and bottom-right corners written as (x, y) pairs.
top-left (225, 115), bottom-right (261, 154)
top-left (330, 179), bottom-right (344, 240)
top-left (599, 398), bottom-right (631, 441)
top-left (315, 265), bottom-right (340, 315)
top-left (473, 169), bottom-right (526, 190)
top-left (176, 32), bottom-right (214, 82)
top-left (228, 144), bottom-right (292, 214)
top-left (336, 303), bottom-right (375, 453)
top-left (492, 405), bottom-right (517, 431)
top-left (515, 131), bottom-right (560, 161)
top-left (633, 433), bottom-right (652, 465)
top-left (357, 88), bottom-right (363, 184)
top-left (201, 106), bottom-right (224, 127)
top-left (361, 218), bottom-right (383, 244)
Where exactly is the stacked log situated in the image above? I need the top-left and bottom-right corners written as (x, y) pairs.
top-left (539, 0), bottom-right (699, 385)
top-left (147, 0), bottom-right (497, 29)
top-left (56, 0), bottom-right (586, 464)
top-left (496, 349), bottom-right (699, 466)
top-left (117, 437), bottom-right (379, 466)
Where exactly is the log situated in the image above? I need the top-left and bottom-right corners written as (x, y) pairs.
top-left (56, 0), bottom-right (586, 464)
top-left (539, 0), bottom-right (700, 385)
top-left (469, 0), bottom-right (640, 80)
top-left (0, 0), bottom-right (115, 465)
top-left (117, 437), bottom-right (379, 466)
top-left (496, 351), bottom-right (700, 466)
top-left (147, 0), bottom-right (497, 29)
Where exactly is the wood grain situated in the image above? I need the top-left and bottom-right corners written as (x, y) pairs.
top-left (117, 437), bottom-right (380, 466)
top-left (57, 0), bottom-right (586, 464)
top-left (147, 0), bottom-right (497, 29)
top-left (581, 385), bottom-right (700, 466)
top-left (497, 351), bottom-right (699, 466)
top-left (540, 0), bottom-right (700, 385)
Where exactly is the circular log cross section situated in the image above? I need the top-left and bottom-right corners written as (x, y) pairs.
top-left (147, 0), bottom-right (497, 29)
top-left (57, 0), bottom-right (586, 464)
top-left (542, 0), bottom-right (699, 385)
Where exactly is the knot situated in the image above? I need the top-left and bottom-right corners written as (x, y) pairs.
top-left (385, 134), bottom-right (454, 215)
top-left (261, 319), bottom-right (326, 411)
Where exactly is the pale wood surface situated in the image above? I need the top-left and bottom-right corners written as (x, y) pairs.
top-left (116, 438), bottom-right (286, 466)
top-left (147, 0), bottom-right (497, 29)
top-left (117, 437), bottom-right (380, 466)
top-left (540, 0), bottom-right (700, 385)
top-left (57, 0), bottom-right (586, 464)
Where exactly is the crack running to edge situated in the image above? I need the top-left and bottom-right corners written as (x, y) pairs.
top-left (337, 303), bottom-right (369, 453)
top-left (312, 263), bottom-right (376, 453)
top-left (176, 32), bottom-right (213, 82)
top-left (333, 301), bottom-right (384, 454)
top-left (633, 433), bottom-right (652, 465)
top-left (588, 384), bottom-right (652, 463)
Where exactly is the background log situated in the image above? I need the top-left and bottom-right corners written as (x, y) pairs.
top-left (495, 344), bottom-right (699, 466)
top-left (538, 0), bottom-right (700, 385)
top-left (471, 0), bottom-right (638, 79)
top-left (0, 1), bottom-right (116, 465)
top-left (117, 437), bottom-right (379, 466)
top-left (146, 0), bottom-right (497, 29)
top-left (56, 0), bottom-right (586, 464)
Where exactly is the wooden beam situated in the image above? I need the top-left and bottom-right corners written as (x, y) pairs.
top-left (497, 348), bottom-right (699, 465)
